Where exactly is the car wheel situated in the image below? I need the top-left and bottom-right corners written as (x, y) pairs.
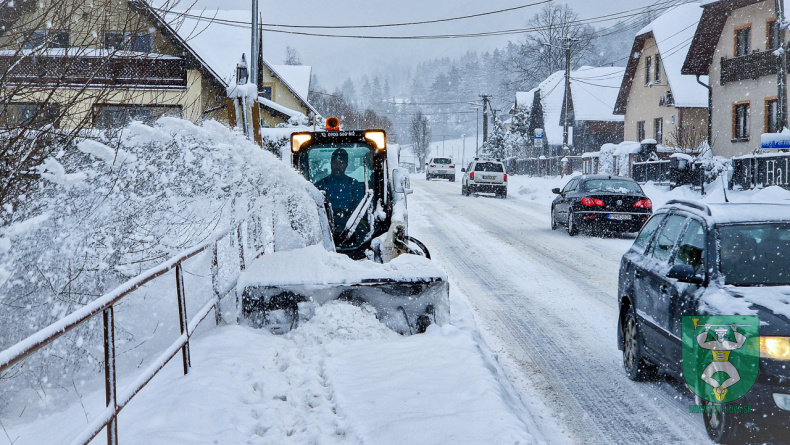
top-left (462, 184), bottom-right (468, 196)
top-left (425, 173), bottom-right (430, 180)
top-left (622, 305), bottom-right (656, 381)
top-left (567, 209), bottom-right (579, 236)
top-left (551, 207), bottom-right (558, 230)
top-left (703, 399), bottom-right (741, 443)
top-left (449, 176), bottom-right (455, 182)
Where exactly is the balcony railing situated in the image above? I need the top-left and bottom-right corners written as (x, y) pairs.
top-left (0, 53), bottom-right (187, 89)
top-left (720, 50), bottom-right (784, 85)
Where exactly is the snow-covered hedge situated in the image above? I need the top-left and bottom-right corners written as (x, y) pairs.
top-left (0, 117), bottom-right (323, 410)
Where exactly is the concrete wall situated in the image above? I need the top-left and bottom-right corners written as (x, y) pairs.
top-left (709, 0), bottom-right (784, 158)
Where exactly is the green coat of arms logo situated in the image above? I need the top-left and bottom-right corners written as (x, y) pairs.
top-left (682, 316), bottom-right (759, 403)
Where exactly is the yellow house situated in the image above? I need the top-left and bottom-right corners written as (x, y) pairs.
top-left (614, 3), bottom-right (708, 150)
top-left (0, 0), bottom-right (315, 130)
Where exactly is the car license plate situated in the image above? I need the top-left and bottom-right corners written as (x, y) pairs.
top-left (608, 214), bottom-right (631, 220)
top-left (482, 175), bottom-right (495, 180)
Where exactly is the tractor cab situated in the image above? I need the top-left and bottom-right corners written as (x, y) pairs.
top-left (291, 121), bottom-right (391, 259)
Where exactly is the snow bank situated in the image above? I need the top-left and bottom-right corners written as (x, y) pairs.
top-left (1, 303), bottom-right (538, 445)
top-left (0, 116), bottom-right (324, 415)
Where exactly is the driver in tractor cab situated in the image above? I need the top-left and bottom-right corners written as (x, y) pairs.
top-left (315, 148), bottom-right (365, 234)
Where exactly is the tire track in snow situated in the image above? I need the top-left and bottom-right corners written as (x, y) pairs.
top-left (409, 179), bottom-right (712, 444)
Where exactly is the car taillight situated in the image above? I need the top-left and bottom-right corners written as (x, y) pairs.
top-left (469, 172), bottom-right (474, 180)
top-left (634, 199), bottom-right (652, 209)
top-left (430, 164), bottom-right (435, 168)
top-left (504, 174), bottom-right (507, 182)
top-left (449, 165), bottom-right (455, 168)
top-left (580, 197), bottom-right (605, 207)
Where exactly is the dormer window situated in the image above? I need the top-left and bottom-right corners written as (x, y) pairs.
top-left (735, 25), bottom-right (751, 57)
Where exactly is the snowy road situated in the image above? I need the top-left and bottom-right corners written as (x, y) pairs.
top-left (408, 176), bottom-right (714, 444)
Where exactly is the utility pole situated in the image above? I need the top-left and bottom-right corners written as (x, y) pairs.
top-left (461, 135), bottom-right (466, 168)
top-left (480, 94), bottom-right (492, 143)
top-left (558, 36), bottom-right (579, 156)
top-left (777, 0), bottom-right (787, 131)
top-left (250, 0), bottom-right (259, 85)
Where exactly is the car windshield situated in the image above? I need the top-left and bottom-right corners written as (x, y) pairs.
top-left (475, 162), bottom-right (503, 172)
top-left (583, 179), bottom-right (642, 194)
top-left (433, 158), bottom-right (452, 164)
top-left (718, 223), bottom-right (790, 286)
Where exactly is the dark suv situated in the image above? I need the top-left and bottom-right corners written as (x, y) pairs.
top-left (617, 200), bottom-right (790, 443)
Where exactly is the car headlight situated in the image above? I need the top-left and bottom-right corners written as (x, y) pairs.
top-left (760, 337), bottom-right (790, 361)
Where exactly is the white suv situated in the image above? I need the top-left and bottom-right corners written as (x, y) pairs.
top-left (461, 159), bottom-right (507, 198)
top-left (425, 157), bottom-right (456, 181)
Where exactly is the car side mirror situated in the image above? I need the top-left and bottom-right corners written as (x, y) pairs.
top-left (666, 264), bottom-right (703, 285)
top-left (392, 168), bottom-right (413, 195)
top-left (552, 187), bottom-right (561, 194)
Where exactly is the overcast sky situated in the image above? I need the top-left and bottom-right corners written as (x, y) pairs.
top-left (189, 0), bottom-right (663, 90)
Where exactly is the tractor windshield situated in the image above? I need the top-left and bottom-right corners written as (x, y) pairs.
top-left (304, 143), bottom-right (374, 240)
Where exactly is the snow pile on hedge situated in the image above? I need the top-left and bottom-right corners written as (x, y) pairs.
top-left (0, 117), bottom-right (323, 410)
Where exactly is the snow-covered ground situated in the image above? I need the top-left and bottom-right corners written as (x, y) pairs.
top-left (0, 254), bottom-right (543, 444)
top-left (3, 147), bottom-right (789, 444)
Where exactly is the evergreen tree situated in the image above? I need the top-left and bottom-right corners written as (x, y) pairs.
top-left (508, 105), bottom-right (531, 159)
top-left (481, 118), bottom-right (507, 160)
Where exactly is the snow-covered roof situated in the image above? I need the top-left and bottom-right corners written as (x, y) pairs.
top-left (257, 96), bottom-right (306, 120)
top-left (272, 65), bottom-right (312, 101)
top-left (155, 7), bottom-right (315, 114)
top-left (633, 2), bottom-right (708, 108)
top-left (516, 66), bottom-right (624, 145)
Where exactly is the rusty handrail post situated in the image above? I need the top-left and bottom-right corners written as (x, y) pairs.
top-left (175, 263), bottom-right (191, 375)
top-left (237, 224), bottom-right (246, 272)
top-left (211, 242), bottom-right (222, 325)
top-left (103, 307), bottom-right (118, 445)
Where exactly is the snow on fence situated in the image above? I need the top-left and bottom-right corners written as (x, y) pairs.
top-left (731, 152), bottom-right (790, 190)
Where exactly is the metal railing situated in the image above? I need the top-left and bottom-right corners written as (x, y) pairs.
top-left (631, 160), bottom-right (671, 184)
top-left (0, 185), bottom-right (334, 445)
top-left (720, 51), bottom-right (781, 85)
top-left (0, 54), bottom-right (187, 88)
top-left (0, 225), bottom-right (244, 445)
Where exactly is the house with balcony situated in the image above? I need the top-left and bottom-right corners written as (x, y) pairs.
top-left (681, 0), bottom-right (786, 158)
top-left (0, 0), bottom-right (315, 130)
top-left (614, 2), bottom-right (709, 151)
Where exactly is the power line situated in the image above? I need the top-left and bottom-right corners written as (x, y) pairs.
top-left (169, 1), bottom-right (552, 30)
top-left (163, 0), bottom-right (700, 41)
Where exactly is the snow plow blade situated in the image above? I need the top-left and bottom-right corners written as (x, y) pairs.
top-left (237, 245), bottom-right (449, 335)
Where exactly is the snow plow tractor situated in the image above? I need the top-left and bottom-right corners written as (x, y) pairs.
top-left (239, 121), bottom-right (449, 335)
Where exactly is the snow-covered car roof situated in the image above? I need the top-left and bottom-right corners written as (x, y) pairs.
top-left (661, 201), bottom-right (790, 225)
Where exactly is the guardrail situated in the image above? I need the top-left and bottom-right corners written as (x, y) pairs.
top-left (0, 185), bottom-right (334, 445)
top-left (0, 224), bottom-right (246, 445)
